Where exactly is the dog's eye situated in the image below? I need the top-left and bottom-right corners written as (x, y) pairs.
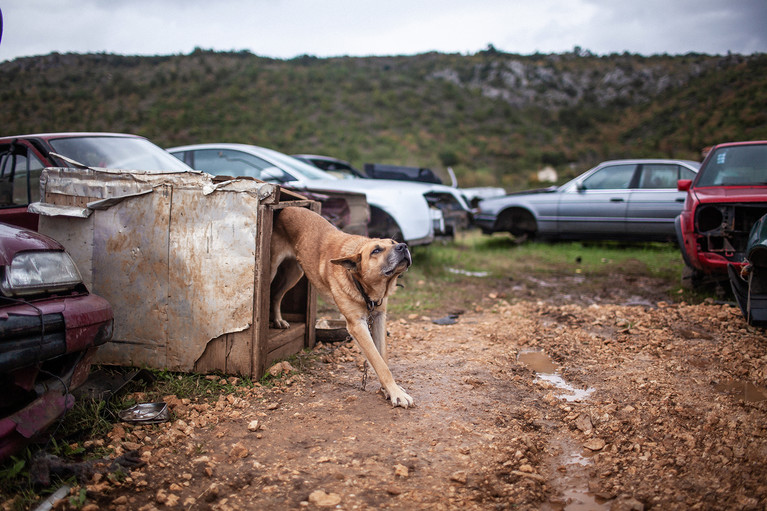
top-left (371, 248), bottom-right (382, 255)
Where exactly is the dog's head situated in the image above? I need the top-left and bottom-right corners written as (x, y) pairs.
top-left (331, 239), bottom-right (411, 282)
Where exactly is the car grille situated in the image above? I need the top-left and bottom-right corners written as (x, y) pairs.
top-left (695, 203), bottom-right (767, 261)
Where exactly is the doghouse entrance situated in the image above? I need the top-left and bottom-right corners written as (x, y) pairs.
top-left (262, 200), bottom-right (318, 375)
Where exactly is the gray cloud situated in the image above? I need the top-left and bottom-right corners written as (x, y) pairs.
top-left (1, 0), bottom-right (765, 63)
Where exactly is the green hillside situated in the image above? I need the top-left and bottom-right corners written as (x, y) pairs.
top-left (1, 49), bottom-right (765, 191)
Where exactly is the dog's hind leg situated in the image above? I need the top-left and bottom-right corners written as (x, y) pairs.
top-left (270, 258), bottom-right (304, 329)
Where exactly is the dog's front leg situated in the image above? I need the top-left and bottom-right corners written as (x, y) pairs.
top-left (369, 311), bottom-right (387, 363)
top-left (345, 317), bottom-right (413, 408)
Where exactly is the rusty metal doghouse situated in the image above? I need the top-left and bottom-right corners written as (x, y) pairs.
top-left (31, 167), bottom-right (317, 379)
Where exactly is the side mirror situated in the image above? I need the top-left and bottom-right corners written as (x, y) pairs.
top-left (677, 179), bottom-right (692, 192)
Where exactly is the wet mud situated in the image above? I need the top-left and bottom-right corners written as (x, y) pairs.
top-left (44, 274), bottom-right (767, 510)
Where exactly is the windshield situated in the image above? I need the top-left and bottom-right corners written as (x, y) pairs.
top-left (255, 146), bottom-right (337, 181)
top-left (49, 136), bottom-right (193, 172)
top-left (696, 144), bottom-right (767, 187)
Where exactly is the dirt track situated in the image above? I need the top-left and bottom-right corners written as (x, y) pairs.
top-left (35, 273), bottom-right (767, 510)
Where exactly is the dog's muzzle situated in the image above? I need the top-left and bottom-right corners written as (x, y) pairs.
top-left (384, 243), bottom-right (411, 275)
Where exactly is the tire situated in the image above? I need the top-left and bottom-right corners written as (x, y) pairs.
top-left (497, 208), bottom-right (537, 241)
top-left (681, 265), bottom-right (705, 290)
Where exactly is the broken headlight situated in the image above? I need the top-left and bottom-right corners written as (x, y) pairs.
top-left (1, 251), bottom-right (83, 297)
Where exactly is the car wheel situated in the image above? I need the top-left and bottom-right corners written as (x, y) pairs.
top-left (498, 208), bottom-right (537, 241)
top-left (681, 265), bottom-right (705, 290)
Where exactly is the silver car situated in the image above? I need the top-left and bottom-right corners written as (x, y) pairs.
top-left (167, 143), bottom-right (471, 245)
top-left (474, 159), bottom-right (700, 241)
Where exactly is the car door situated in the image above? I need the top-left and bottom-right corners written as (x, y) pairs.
top-left (556, 164), bottom-right (636, 237)
top-left (0, 141), bottom-right (45, 231)
top-left (626, 164), bottom-right (695, 238)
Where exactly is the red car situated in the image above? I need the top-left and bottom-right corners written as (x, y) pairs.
top-left (675, 141), bottom-right (767, 289)
top-left (0, 222), bottom-right (113, 460)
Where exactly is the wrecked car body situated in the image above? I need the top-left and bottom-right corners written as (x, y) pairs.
top-left (0, 223), bottom-right (113, 460)
top-left (728, 213), bottom-right (767, 326)
top-left (676, 141), bottom-right (767, 289)
top-left (168, 144), bottom-right (466, 244)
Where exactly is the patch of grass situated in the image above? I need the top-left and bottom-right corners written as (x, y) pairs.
top-left (389, 230), bottom-right (710, 315)
top-left (148, 369), bottom-right (253, 400)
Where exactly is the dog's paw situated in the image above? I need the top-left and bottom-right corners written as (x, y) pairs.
top-left (271, 319), bottom-right (290, 329)
top-left (384, 385), bottom-right (414, 409)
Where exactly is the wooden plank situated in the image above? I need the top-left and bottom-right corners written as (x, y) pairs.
top-left (267, 324), bottom-right (305, 352)
top-left (194, 332), bottom-right (230, 374)
top-left (253, 204), bottom-right (274, 379)
top-left (267, 331), bottom-right (306, 365)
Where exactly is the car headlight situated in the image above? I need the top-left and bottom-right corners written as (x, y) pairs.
top-left (1, 251), bottom-right (83, 297)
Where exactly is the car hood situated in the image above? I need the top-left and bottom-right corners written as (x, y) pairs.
top-left (692, 186), bottom-right (767, 203)
top-left (0, 223), bottom-right (63, 266)
top-left (338, 179), bottom-right (470, 209)
top-left (480, 186), bottom-right (560, 207)
top-left (293, 178), bottom-right (465, 202)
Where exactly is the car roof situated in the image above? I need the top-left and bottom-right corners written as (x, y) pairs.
top-left (0, 132), bottom-right (144, 142)
top-left (596, 158), bottom-right (700, 168)
top-left (293, 154), bottom-right (350, 163)
top-left (711, 140), bottom-right (767, 148)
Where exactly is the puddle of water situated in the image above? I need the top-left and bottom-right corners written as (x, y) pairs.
top-left (549, 489), bottom-right (611, 511)
top-left (517, 350), bottom-right (595, 402)
top-left (715, 380), bottom-right (767, 402)
top-left (446, 267), bottom-right (489, 277)
top-left (541, 437), bottom-right (611, 511)
top-left (518, 350), bottom-right (558, 373)
top-left (536, 374), bottom-right (595, 402)
top-left (518, 352), bottom-right (606, 510)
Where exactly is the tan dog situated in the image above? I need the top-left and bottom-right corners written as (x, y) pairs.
top-left (270, 206), bottom-right (414, 408)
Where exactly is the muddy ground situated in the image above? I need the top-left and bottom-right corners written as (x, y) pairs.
top-left (24, 272), bottom-right (767, 510)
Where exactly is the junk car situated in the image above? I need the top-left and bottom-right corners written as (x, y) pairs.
top-left (676, 141), bottom-right (767, 289)
top-left (0, 222), bottom-right (113, 460)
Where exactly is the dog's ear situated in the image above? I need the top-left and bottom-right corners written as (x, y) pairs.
top-left (331, 253), bottom-right (361, 271)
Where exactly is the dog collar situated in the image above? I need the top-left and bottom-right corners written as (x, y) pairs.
top-left (352, 275), bottom-right (382, 311)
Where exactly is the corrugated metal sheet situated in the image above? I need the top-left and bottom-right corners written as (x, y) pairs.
top-left (33, 167), bottom-right (278, 373)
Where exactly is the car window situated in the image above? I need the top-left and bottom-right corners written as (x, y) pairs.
top-left (696, 145), bottom-right (767, 186)
top-left (581, 164), bottom-right (636, 190)
top-left (680, 166), bottom-right (696, 181)
top-left (0, 147), bottom-right (43, 206)
top-left (638, 164), bottom-right (681, 189)
top-left (48, 136), bottom-right (192, 172)
top-left (256, 147), bottom-right (336, 181)
top-left (186, 149), bottom-right (291, 183)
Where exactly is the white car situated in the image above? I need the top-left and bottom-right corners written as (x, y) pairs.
top-left (168, 143), bottom-right (471, 245)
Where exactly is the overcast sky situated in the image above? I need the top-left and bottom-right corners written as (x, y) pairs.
top-left (1, 0), bottom-right (765, 63)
